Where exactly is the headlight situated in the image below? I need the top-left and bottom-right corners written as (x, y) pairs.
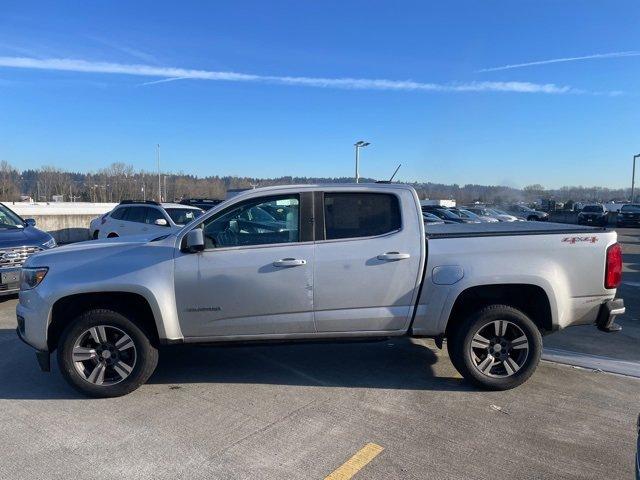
top-left (42, 238), bottom-right (56, 249)
top-left (20, 267), bottom-right (48, 290)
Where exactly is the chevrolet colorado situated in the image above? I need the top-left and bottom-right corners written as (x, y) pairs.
top-left (17, 184), bottom-right (624, 397)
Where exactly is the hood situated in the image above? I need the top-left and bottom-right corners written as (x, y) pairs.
top-left (25, 232), bottom-right (175, 266)
top-left (0, 225), bottom-right (53, 249)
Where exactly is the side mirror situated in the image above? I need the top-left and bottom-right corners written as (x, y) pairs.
top-left (154, 218), bottom-right (168, 226)
top-left (185, 228), bottom-right (205, 253)
top-left (25, 218), bottom-right (36, 227)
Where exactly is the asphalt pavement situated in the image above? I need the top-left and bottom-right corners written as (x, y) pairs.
top-left (0, 228), bottom-right (639, 479)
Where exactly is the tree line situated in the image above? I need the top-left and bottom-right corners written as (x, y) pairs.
top-left (0, 160), bottom-right (632, 205)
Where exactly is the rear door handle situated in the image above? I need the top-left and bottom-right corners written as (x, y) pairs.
top-left (377, 252), bottom-right (411, 261)
top-left (273, 258), bottom-right (307, 267)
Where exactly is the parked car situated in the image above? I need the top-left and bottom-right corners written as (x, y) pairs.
top-left (504, 205), bottom-right (549, 221)
top-left (0, 202), bottom-right (56, 296)
top-left (17, 184), bottom-right (624, 397)
top-left (179, 198), bottom-right (223, 211)
top-left (617, 204), bottom-right (640, 227)
top-left (90, 201), bottom-right (203, 239)
top-left (422, 206), bottom-right (479, 224)
top-left (452, 207), bottom-right (498, 223)
top-left (467, 206), bottom-right (517, 222)
top-left (422, 212), bottom-right (445, 225)
top-left (577, 204), bottom-right (608, 226)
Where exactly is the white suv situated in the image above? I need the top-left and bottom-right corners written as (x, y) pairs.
top-left (91, 201), bottom-right (203, 239)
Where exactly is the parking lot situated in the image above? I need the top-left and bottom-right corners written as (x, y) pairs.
top-left (1, 229), bottom-right (639, 480)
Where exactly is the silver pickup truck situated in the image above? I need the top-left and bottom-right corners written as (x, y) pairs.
top-left (17, 184), bottom-right (625, 397)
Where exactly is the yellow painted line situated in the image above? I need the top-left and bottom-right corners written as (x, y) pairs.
top-left (325, 443), bottom-right (384, 480)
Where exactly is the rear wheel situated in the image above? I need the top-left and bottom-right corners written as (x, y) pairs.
top-left (107, 232), bottom-right (119, 238)
top-left (448, 305), bottom-right (542, 390)
top-left (57, 309), bottom-right (158, 397)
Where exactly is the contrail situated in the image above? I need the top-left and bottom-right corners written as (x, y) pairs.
top-left (478, 51), bottom-right (640, 72)
top-left (0, 56), bottom-right (583, 94)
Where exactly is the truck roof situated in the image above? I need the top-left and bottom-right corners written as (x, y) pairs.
top-left (425, 221), bottom-right (610, 239)
top-left (226, 182), bottom-right (416, 198)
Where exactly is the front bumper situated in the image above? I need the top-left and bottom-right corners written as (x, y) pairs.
top-left (16, 324), bottom-right (50, 372)
top-left (596, 298), bottom-right (625, 333)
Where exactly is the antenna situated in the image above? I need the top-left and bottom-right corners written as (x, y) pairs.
top-left (389, 164), bottom-right (402, 182)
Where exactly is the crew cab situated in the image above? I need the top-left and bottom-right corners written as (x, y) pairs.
top-left (16, 184), bottom-right (624, 397)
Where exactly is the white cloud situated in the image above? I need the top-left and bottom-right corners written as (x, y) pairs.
top-left (0, 56), bottom-right (593, 94)
top-left (478, 51), bottom-right (640, 72)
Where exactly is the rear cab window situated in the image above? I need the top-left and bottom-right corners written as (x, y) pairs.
top-left (323, 192), bottom-right (401, 240)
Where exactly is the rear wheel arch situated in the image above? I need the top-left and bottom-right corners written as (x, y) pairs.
top-left (445, 284), bottom-right (553, 339)
top-left (48, 292), bottom-right (160, 351)
top-left (107, 232), bottom-right (119, 238)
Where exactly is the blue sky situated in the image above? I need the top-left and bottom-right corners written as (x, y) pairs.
top-left (0, 1), bottom-right (639, 188)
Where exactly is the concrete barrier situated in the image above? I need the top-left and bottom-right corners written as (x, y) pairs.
top-left (6, 202), bottom-right (116, 243)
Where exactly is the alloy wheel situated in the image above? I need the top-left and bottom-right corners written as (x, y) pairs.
top-left (469, 320), bottom-right (529, 378)
top-left (72, 325), bottom-right (137, 386)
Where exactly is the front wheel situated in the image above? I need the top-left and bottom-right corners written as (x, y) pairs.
top-left (57, 309), bottom-right (158, 397)
top-left (448, 305), bottom-right (542, 390)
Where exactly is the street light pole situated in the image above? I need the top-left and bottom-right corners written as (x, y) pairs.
top-left (632, 154), bottom-right (640, 203)
top-left (156, 144), bottom-right (161, 202)
top-left (354, 140), bottom-right (370, 183)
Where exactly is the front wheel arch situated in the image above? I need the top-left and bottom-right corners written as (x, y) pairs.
top-left (48, 292), bottom-right (160, 352)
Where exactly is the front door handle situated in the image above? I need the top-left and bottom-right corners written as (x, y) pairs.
top-left (377, 252), bottom-right (411, 261)
top-left (273, 258), bottom-right (307, 267)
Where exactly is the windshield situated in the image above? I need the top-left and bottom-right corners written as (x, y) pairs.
top-left (422, 212), bottom-right (442, 222)
top-left (582, 205), bottom-right (604, 213)
top-left (621, 204), bottom-right (640, 213)
top-left (165, 208), bottom-right (203, 225)
top-left (0, 204), bottom-right (25, 228)
top-left (433, 209), bottom-right (461, 220)
top-left (458, 209), bottom-right (481, 220)
top-left (489, 208), bottom-right (510, 216)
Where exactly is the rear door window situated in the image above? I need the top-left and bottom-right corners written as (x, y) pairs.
top-left (123, 206), bottom-right (146, 223)
top-left (323, 193), bottom-right (401, 240)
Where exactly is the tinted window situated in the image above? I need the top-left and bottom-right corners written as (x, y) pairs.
top-left (201, 195), bottom-right (299, 248)
top-left (324, 193), bottom-right (401, 240)
top-left (124, 206), bottom-right (146, 223)
top-left (582, 205), bottom-right (604, 213)
top-left (110, 207), bottom-right (128, 220)
top-left (621, 204), bottom-right (640, 212)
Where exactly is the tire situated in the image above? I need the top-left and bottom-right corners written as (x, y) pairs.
top-left (448, 305), bottom-right (542, 390)
top-left (527, 216), bottom-right (537, 221)
top-left (57, 309), bottom-right (158, 398)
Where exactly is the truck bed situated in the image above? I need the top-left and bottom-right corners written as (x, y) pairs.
top-left (425, 221), bottom-right (609, 239)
